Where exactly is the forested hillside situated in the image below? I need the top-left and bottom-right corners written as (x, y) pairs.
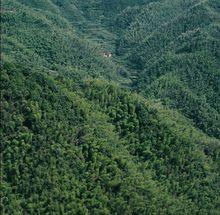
top-left (1, 0), bottom-right (220, 214)
top-left (115, 0), bottom-right (220, 138)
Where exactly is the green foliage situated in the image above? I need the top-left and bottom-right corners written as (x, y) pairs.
top-left (1, 0), bottom-right (220, 214)
top-left (115, 0), bottom-right (220, 138)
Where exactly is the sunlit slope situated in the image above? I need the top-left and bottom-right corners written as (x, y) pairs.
top-left (1, 61), bottom-right (220, 214)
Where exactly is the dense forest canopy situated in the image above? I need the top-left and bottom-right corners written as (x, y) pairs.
top-left (1, 0), bottom-right (220, 214)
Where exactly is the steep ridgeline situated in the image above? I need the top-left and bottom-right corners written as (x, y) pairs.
top-left (115, 0), bottom-right (220, 138)
top-left (1, 0), bottom-right (220, 214)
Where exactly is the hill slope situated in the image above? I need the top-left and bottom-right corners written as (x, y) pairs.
top-left (1, 0), bottom-right (220, 214)
top-left (1, 61), bottom-right (219, 214)
top-left (115, 0), bottom-right (220, 138)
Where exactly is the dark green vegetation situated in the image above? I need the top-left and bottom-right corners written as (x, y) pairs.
top-left (1, 0), bottom-right (220, 214)
top-left (115, 0), bottom-right (220, 138)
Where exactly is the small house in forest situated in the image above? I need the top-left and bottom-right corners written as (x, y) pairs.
top-left (102, 52), bottom-right (112, 58)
